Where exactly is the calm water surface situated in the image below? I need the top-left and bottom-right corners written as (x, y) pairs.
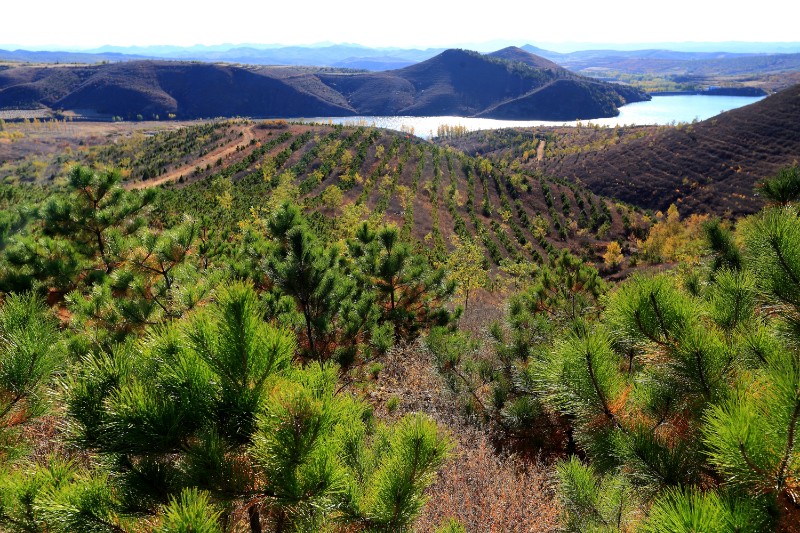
top-left (300, 95), bottom-right (764, 138)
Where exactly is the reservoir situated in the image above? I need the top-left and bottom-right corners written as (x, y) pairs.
top-left (300, 94), bottom-right (765, 138)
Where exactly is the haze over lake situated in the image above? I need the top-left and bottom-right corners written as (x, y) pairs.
top-left (301, 94), bottom-right (764, 138)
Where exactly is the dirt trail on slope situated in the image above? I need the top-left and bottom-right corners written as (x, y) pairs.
top-left (126, 125), bottom-right (257, 190)
top-left (536, 139), bottom-right (545, 161)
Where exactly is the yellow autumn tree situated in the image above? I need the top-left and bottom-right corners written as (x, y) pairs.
top-left (603, 241), bottom-right (624, 270)
top-left (446, 236), bottom-right (489, 312)
top-left (639, 204), bottom-right (708, 263)
top-left (320, 185), bottom-right (343, 213)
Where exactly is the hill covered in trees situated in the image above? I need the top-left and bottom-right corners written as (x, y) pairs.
top-left (0, 48), bottom-right (649, 120)
top-left (3, 99), bottom-right (800, 530)
top-left (0, 119), bottom-right (649, 269)
top-left (438, 83), bottom-right (800, 217)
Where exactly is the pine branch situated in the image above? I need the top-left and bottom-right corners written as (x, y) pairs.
top-left (651, 396), bottom-right (673, 432)
top-left (777, 398), bottom-right (800, 491)
top-left (771, 236), bottom-right (800, 288)
top-left (693, 347), bottom-right (712, 400)
top-left (585, 347), bottom-right (618, 427)
top-left (633, 309), bottom-right (669, 348)
top-left (649, 291), bottom-right (671, 344)
top-left (738, 442), bottom-right (767, 478)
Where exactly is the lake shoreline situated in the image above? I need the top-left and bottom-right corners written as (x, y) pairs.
top-left (298, 94), bottom-right (765, 138)
top-left (650, 88), bottom-right (767, 97)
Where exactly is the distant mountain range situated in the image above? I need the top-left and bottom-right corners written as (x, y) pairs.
top-left (0, 48), bottom-right (650, 121)
top-left (0, 45), bottom-right (444, 71)
top-left (519, 45), bottom-right (800, 76)
top-left (3, 42), bottom-right (800, 75)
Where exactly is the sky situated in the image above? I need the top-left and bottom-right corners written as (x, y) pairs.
top-left (3, 0), bottom-right (796, 50)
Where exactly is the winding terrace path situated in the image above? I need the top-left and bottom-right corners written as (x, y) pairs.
top-left (126, 125), bottom-right (257, 190)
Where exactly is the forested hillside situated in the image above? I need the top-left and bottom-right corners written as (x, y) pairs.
top-left (439, 84), bottom-right (800, 217)
top-left (1, 120), bottom-right (649, 268)
top-left (2, 112), bottom-right (800, 531)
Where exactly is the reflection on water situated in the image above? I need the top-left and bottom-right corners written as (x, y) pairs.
top-left (298, 95), bottom-right (764, 138)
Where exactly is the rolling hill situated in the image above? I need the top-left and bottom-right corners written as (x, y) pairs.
top-left (0, 49), bottom-right (649, 121)
top-left (155, 122), bottom-right (645, 267)
top-left (439, 84), bottom-right (800, 217)
top-left (0, 118), bottom-right (648, 268)
top-left (489, 46), bottom-right (565, 71)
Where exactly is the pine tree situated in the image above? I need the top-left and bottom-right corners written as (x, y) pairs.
top-left (756, 164), bottom-right (800, 206)
top-left (350, 223), bottom-right (456, 340)
top-left (263, 203), bottom-right (379, 364)
top-left (62, 282), bottom-right (448, 531)
top-left (0, 292), bottom-right (63, 461)
top-left (42, 165), bottom-right (155, 274)
top-left (551, 199), bottom-right (800, 529)
top-left (445, 236), bottom-right (488, 313)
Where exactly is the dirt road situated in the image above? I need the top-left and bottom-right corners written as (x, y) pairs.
top-left (127, 125), bottom-right (257, 190)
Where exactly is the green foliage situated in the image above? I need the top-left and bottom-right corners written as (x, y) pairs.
top-left (0, 458), bottom-right (127, 533)
top-left (34, 469), bottom-right (125, 533)
top-left (549, 198), bottom-right (800, 530)
top-left (158, 488), bottom-right (223, 533)
top-left (251, 363), bottom-right (352, 527)
top-left (706, 268), bottom-right (756, 333)
top-left (704, 349), bottom-right (800, 500)
top-left (643, 488), bottom-right (770, 533)
top-left (63, 215), bottom-right (213, 348)
top-left (523, 250), bottom-right (605, 322)
top-left (64, 283), bottom-right (293, 518)
top-left (0, 292), bottom-right (63, 460)
top-left (264, 203), bottom-right (377, 364)
top-left (2, 234), bottom-right (83, 293)
top-left (756, 164), bottom-right (800, 206)
top-left (338, 413), bottom-right (450, 531)
top-left (351, 223), bottom-right (456, 340)
top-left (62, 279), bottom-right (447, 530)
top-left (187, 282), bottom-right (294, 442)
top-left (606, 273), bottom-right (698, 349)
top-left (43, 165), bottom-right (155, 273)
top-left (744, 206), bottom-right (800, 325)
top-left (703, 218), bottom-right (742, 273)
top-left (445, 236), bottom-right (488, 312)
top-left (435, 517), bottom-right (466, 533)
top-left (556, 457), bottom-right (639, 533)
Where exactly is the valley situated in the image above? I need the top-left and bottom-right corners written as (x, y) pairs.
top-left (2, 32), bottom-right (800, 532)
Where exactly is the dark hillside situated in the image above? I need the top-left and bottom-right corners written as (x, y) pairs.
top-left (0, 51), bottom-right (649, 121)
top-left (390, 49), bottom-right (557, 115)
top-left (0, 62), bottom-right (357, 118)
top-left (439, 84), bottom-right (800, 217)
top-left (477, 78), bottom-right (646, 120)
top-left (536, 85), bottom-right (800, 216)
top-left (0, 66), bottom-right (94, 108)
top-left (54, 62), bottom-right (356, 118)
top-left (488, 46), bottom-right (565, 72)
top-left (316, 72), bottom-right (416, 115)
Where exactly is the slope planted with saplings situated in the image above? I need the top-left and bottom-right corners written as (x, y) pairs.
top-left (439, 84), bottom-right (800, 217)
top-left (108, 120), bottom-right (647, 269)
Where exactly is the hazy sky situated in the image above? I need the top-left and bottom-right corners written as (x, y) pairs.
top-left (4, 0), bottom-right (795, 49)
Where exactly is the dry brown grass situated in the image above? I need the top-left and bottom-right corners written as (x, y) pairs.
top-left (415, 430), bottom-right (559, 532)
top-left (355, 321), bottom-right (560, 533)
